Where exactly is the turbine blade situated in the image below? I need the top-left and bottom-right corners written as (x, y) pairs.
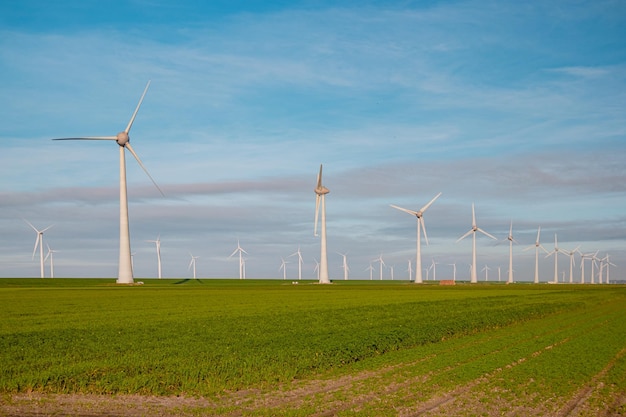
top-left (125, 80), bottom-right (151, 134)
top-left (125, 143), bottom-right (165, 196)
top-left (419, 192), bottom-right (442, 213)
top-left (477, 227), bottom-right (497, 240)
top-left (421, 217), bottom-right (430, 246)
top-left (390, 204), bottom-right (418, 216)
top-left (52, 136), bottom-right (117, 141)
top-left (456, 229), bottom-right (473, 242)
top-left (317, 164), bottom-right (323, 188)
top-left (314, 194), bottom-right (320, 236)
top-left (23, 219), bottom-right (38, 233)
top-left (32, 236), bottom-right (39, 260)
top-left (471, 203), bottom-right (476, 228)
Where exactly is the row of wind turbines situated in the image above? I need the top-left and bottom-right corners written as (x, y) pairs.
top-left (27, 82), bottom-right (616, 284)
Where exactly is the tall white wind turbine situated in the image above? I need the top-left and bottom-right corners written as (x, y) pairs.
top-left (53, 81), bottom-right (163, 284)
top-left (314, 164), bottom-right (331, 284)
top-left (449, 262), bottom-right (457, 281)
top-left (229, 240), bottom-right (248, 280)
top-left (602, 254), bottom-right (616, 284)
top-left (523, 226), bottom-right (547, 284)
top-left (188, 254), bottom-right (199, 279)
top-left (44, 244), bottom-right (58, 279)
top-left (565, 246), bottom-right (581, 284)
top-left (456, 204), bottom-right (496, 283)
top-left (390, 192), bottom-right (441, 284)
top-left (545, 234), bottom-right (568, 284)
top-left (146, 235), bottom-right (162, 279)
top-left (505, 221), bottom-right (518, 284)
top-left (289, 247), bottom-right (304, 280)
top-left (366, 263), bottom-right (374, 281)
top-left (24, 220), bottom-right (54, 278)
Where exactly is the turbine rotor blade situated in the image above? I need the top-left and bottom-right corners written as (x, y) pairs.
top-left (125, 80), bottom-right (151, 134)
top-left (477, 227), bottom-right (497, 240)
top-left (420, 217), bottom-right (430, 245)
top-left (390, 204), bottom-right (418, 216)
top-left (314, 194), bottom-right (320, 236)
top-left (32, 236), bottom-right (40, 259)
top-left (52, 136), bottom-right (117, 141)
top-left (125, 143), bottom-right (165, 196)
top-left (419, 192), bottom-right (442, 213)
top-left (456, 229), bottom-right (473, 242)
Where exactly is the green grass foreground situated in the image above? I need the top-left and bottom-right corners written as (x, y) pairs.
top-left (1, 278), bottom-right (625, 399)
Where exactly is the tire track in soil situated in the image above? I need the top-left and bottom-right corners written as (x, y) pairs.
top-left (221, 303), bottom-right (610, 416)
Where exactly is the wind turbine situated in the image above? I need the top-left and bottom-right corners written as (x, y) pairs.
top-left (407, 260), bottom-right (413, 281)
top-left (602, 254), bottom-right (616, 284)
top-left (279, 258), bottom-right (289, 280)
top-left (374, 254), bottom-right (386, 280)
top-left (313, 258), bottom-right (320, 280)
top-left (482, 264), bottom-right (490, 281)
top-left (390, 265), bottom-right (395, 280)
top-left (545, 234), bottom-right (568, 284)
top-left (314, 164), bottom-right (331, 284)
top-left (505, 221), bottom-right (518, 284)
top-left (581, 250), bottom-right (598, 284)
top-left (229, 240), bottom-right (248, 280)
top-left (390, 192), bottom-right (442, 284)
top-left (565, 246), bottom-right (581, 284)
top-left (44, 244), bottom-right (58, 279)
top-left (449, 262), bottom-right (457, 281)
top-left (365, 262), bottom-right (374, 280)
top-left (429, 258), bottom-right (438, 281)
top-left (146, 235), bottom-right (162, 279)
top-left (337, 252), bottom-right (349, 280)
top-left (24, 219), bottom-right (54, 278)
top-left (523, 226), bottom-right (547, 284)
top-left (188, 254), bottom-right (199, 279)
top-left (456, 204), bottom-right (497, 283)
top-left (53, 81), bottom-right (163, 284)
top-left (289, 247), bottom-right (304, 280)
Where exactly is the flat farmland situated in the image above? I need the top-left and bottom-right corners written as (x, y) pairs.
top-left (1, 279), bottom-right (625, 416)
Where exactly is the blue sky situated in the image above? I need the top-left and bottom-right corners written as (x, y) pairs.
top-left (1, 0), bottom-right (624, 281)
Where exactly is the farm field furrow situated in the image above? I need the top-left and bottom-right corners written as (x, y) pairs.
top-left (0, 279), bottom-right (625, 417)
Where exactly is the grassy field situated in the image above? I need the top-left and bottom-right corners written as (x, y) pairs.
top-left (1, 279), bottom-right (625, 416)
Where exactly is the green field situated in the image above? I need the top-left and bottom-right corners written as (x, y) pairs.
top-left (1, 279), bottom-right (625, 416)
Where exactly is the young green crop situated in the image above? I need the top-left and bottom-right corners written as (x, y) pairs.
top-left (1, 279), bottom-right (624, 399)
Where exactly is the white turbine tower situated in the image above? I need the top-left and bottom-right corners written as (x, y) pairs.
top-left (314, 164), bottom-right (331, 284)
top-left (280, 258), bottom-right (289, 280)
top-left (407, 260), bottom-right (413, 281)
top-left (430, 258), bottom-right (438, 281)
top-left (289, 247), bottom-right (304, 280)
top-left (602, 254), bottom-right (616, 284)
top-left (313, 258), bottom-right (320, 280)
top-left (338, 253), bottom-right (349, 280)
top-left (53, 81), bottom-right (163, 284)
top-left (188, 254), bottom-right (199, 279)
top-left (24, 220), bottom-right (54, 279)
top-left (505, 221), bottom-right (518, 284)
top-left (449, 262), bottom-right (457, 281)
top-left (482, 264), bottom-right (490, 281)
top-left (523, 226), bottom-right (547, 284)
top-left (229, 240), bottom-right (248, 280)
top-left (457, 204), bottom-right (496, 283)
top-left (44, 244), bottom-right (58, 279)
top-left (146, 235), bottom-right (162, 279)
top-left (390, 192), bottom-right (442, 284)
top-left (365, 263), bottom-right (374, 280)
top-left (545, 234), bottom-right (569, 284)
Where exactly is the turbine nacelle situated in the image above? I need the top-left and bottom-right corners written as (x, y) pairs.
top-left (315, 185), bottom-right (329, 195)
top-left (116, 132), bottom-right (130, 146)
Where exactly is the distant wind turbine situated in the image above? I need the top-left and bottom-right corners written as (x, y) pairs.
top-left (53, 81), bottom-right (163, 284)
top-left (24, 219), bottom-right (54, 279)
top-left (602, 254), bottom-right (616, 284)
top-left (365, 262), bottom-right (374, 281)
top-left (314, 164), bottom-right (331, 284)
top-left (44, 244), bottom-right (58, 279)
top-left (280, 258), bottom-right (289, 280)
top-left (289, 247), bottom-right (304, 280)
top-left (505, 221), bottom-right (518, 284)
top-left (545, 234), bottom-right (568, 284)
top-left (523, 226), bottom-right (547, 284)
top-left (146, 235), bottom-right (162, 279)
top-left (313, 258), bottom-right (320, 280)
top-left (482, 264), bottom-right (491, 281)
top-left (229, 240), bottom-right (248, 280)
top-left (429, 258), bottom-right (438, 281)
top-left (449, 262), bottom-right (457, 281)
top-left (338, 252), bottom-right (349, 280)
top-left (390, 192), bottom-right (442, 284)
top-left (456, 204), bottom-right (497, 283)
top-left (407, 260), bottom-right (413, 281)
top-left (374, 254), bottom-right (386, 280)
top-left (188, 254), bottom-right (199, 279)
top-left (565, 245), bottom-right (581, 284)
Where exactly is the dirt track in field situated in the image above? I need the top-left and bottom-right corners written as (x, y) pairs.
top-left (3, 304), bottom-right (625, 417)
